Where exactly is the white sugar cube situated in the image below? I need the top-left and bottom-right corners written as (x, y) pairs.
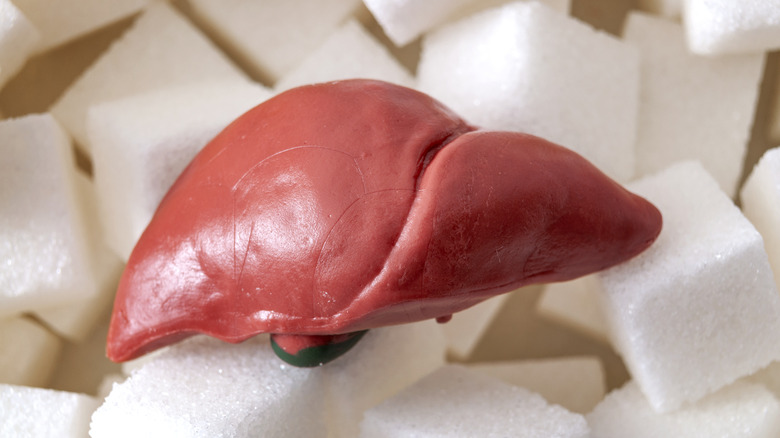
top-left (0, 0), bottom-right (40, 90)
top-left (87, 78), bottom-right (272, 261)
top-left (741, 147), bottom-right (780, 288)
top-left (536, 275), bottom-right (610, 344)
top-left (50, 2), bottom-right (247, 153)
top-left (469, 356), bottom-right (606, 414)
top-left (90, 336), bottom-right (327, 438)
top-left (0, 317), bottom-right (62, 387)
top-left (624, 12), bottom-right (764, 197)
top-left (364, 0), bottom-right (571, 47)
top-left (187, 0), bottom-right (360, 83)
top-left (597, 161), bottom-right (780, 412)
top-left (12, 0), bottom-right (152, 52)
top-left (683, 0), bottom-right (780, 55)
top-left (440, 294), bottom-right (509, 360)
top-left (33, 172), bottom-right (123, 341)
top-left (274, 19), bottom-right (414, 92)
top-left (324, 321), bottom-right (446, 438)
top-left (587, 380), bottom-right (780, 437)
top-left (362, 0), bottom-right (474, 47)
top-left (638, 0), bottom-right (681, 18)
top-left (417, 1), bottom-right (639, 182)
top-left (359, 365), bottom-right (590, 437)
top-left (0, 114), bottom-right (106, 318)
top-left (0, 384), bottom-right (99, 437)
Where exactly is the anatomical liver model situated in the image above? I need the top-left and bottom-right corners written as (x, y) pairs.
top-left (107, 79), bottom-right (662, 367)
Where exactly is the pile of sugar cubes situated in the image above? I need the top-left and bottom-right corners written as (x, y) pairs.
top-left (2, 0), bottom-right (780, 436)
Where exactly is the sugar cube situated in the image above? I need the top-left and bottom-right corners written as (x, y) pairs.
top-left (90, 336), bottom-right (327, 438)
top-left (0, 114), bottom-right (105, 318)
top-left (598, 161), bottom-right (780, 412)
top-left (87, 78), bottom-right (271, 261)
top-left (683, 0), bottom-right (780, 55)
top-left (0, 384), bottom-right (99, 437)
top-left (587, 380), bottom-right (780, 437)
top-left (359, 364), bottom-right (591, 437)
top-left (624, 12), bottom-right (765, 197)
top-left (12, 0), bottom-right (152, 52)
top-left (740, 147), bottom-right (780, 288)
top-left (536, 275), bottom-right (610, 344)
top-left (274, 19), bottom-right (414, 92)
top-left (324, 321), bottom-right (446, 438)
top-left (33, 171), bottom-right (123, 341)
top-left (187, 0), bottom-right (360, 83)
top-left (50, 2), bottom-right (247, 153)
top-left (362, 0), bottom-right (474, 47)
top-left (364, 0), bottom-right (571, 47)
top-left (0, 317), bottom-right (62, 387)
top-left (417, 1), bottom-right (639, 182)
top-left (469, 356), bottom-right (607, 414)
top-left (0, 0), bottom-right (40, 90)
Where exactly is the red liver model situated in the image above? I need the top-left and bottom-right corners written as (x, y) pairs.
top-left (107, 79), bottom-right (661, 366)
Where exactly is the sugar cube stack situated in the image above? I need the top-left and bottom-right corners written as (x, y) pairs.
top-left (624, 11), bottom-right (765, 197)
top-left (11, 0), bottom-right (152, 53)
top-left (90, 335), bottom-right (328, 438)
top-left (50, 2), bottom-right (247, 153)
top-left (683, 0), bottom-right (780, 55)
top-left (597, 161), bottom-right (780, 412)
top-left (417, 1), bottom-right (639, 182)
top-left (359, 365), bottom-right (591, 437)
top-left (587, 380), bottom-right (780, 438)
top-left (741, 147), bottom-right (780, 288)
top-left (0, 0), bottom-right (39, 90)
top-left (186, 0), bottom-right (360, 83)
top-left (0, 384), bottom-right (100, 437)
top-left (87, 78), bottom-right (272, 261)
top-left (0, 317), bottom-right (61, 387)
top-left (469, 356), bottom-right (607, 414)
top-left (0, 114), bottom-right (106, 319)
top-left (5, 0), bottom-right (780, 434)
top-left (274, 19), bottom-right (414, 92)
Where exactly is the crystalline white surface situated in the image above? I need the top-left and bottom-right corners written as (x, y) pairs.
top-left (587, 380), bottom-right (780, 438)
top-left (187, 0), bottom-right (360, 82)
top-left (624, 12), bottom-right (764, 197)
top-left (598, 161), bottom-right (780, 412)
top-left (0, 114), bottom-right (104, 318)
top-left (90, 336), bottom-right (327, 438)
top-left (469, 356), bottom-right (606, 414)
top-left (87, 78), bottom-right (271, 261)
top-left (0, 384), bottom-right (100, 438)
top-left (12, 0), bottom-right (151, 52)
top-left (50, 2), bottom-right (247, 153)
top-left (359, 364), bottom-right (591, 437)
top-left (683, 0), bottom-right (780, 55)
top-left (274, 19), bottom-right (414, 92)
top-left (323, 321), bottom-right (446, 438)
top-left (741, 147), bottom-right (780, 288)
top-left (418, 1), bottom-right (639, 182)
